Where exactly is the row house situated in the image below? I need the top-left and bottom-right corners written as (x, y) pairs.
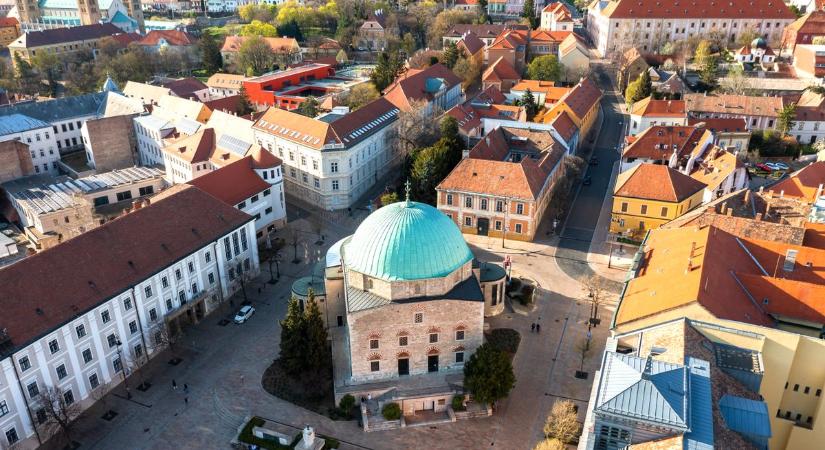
top-left (684, 93), bottom-right (784, 131)
top-left (437, 126), bottom-right (567, 241)
top-left (253, 98), bottom-right (402, 211)
top-left (587, 0), bottom-right (796, 57)
top-left (794, 91), bottom-right (825, 145)
top-left (629, 97), bottom-right (688, 135)
top-left (0, 184), bottom-right (258, 449)
top-left (535, 77), bottom-right (603, 150)
top-left (382, 63), bottom-right (464, 118)
top-left (783, 10), bottom-right (825, 55)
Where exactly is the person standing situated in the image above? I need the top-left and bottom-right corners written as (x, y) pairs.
top-left (184, 397), bottom-right (188, 405)
top-left (183, 384), bottom-right (189, 394)
top-left (531, 323), bottom-right (536, 332)
top-left (172, 379), bottom-right (177, 390)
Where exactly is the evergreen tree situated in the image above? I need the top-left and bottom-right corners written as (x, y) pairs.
top-left (521, 0), bottom-right (537, 28)
top-left (694, 40), bottom-right (718, 89)
top-left (411, 141), bottom-right (451, 204)
top-left (237, 85), bottom-right (254, 116)
top-left (297, 96), bottom-right (320, 118)
top-left (519, 89), bottom-right (539, 121)
top-left (303, 290), bottom-right (330, 373)
top-left (464, 343), bottom-right (516, 405)
top-left (370, 51), bottom-right (403, 91)
top-left (277, 19), bottom-right (304, 42)
top-left (279, 296), bottom-right (306, 375)
top-left (777, 103), bottom-right (797, 136)
top-left (638, 69), bottom-right (652, 98)
top-left (439, 116), bottom-right (463, 166)
top-left (13, 53), bottom-right (39, 97)
top-left (442, 42), bottom-right (460, 69)
top-left (199, 31), bottom-right (223, 74)
top-left (477, 0), bottom-right (491, 24)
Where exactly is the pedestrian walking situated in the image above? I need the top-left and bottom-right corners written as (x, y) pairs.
top-left (183, 384), bottom-right (189, 394)
top-left (184, 397), bottom-right (188, 405)
top-left (536, 323), bottom-right (541, 333)
top-left (172, 379), bottom-right (177, 390)
top-left (531, 323), bottom-right (536, 332)
top-left (240, 374), bottom-right (245, 385)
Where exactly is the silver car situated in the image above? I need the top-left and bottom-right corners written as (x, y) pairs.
top-left (233, 305), bottom-right (255, 324)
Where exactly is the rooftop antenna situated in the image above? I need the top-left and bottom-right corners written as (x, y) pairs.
top-left (404, 179), bottom-right (412, 207)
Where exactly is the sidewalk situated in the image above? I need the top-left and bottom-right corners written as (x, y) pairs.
top-left (585, 160), bottom-right (629, 283)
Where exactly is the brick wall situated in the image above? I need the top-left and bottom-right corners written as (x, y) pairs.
top-left (0, 140), bottom-right (34, 184)
top-left (86, 115), bottom-right (137, 172)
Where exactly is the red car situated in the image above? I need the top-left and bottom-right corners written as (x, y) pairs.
top-left (756, 163), bottom-right (773, 172)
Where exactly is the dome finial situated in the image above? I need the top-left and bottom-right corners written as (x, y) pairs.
top-left (404, 179), bottom-right (412, 206)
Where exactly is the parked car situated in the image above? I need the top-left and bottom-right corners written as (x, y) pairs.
top-left (582, 176), bottom-right (592, 186)
top-left (233, 305), bottom-right (255, 324)
top-left (756, 163), bottom-right (773, 172)
top-left (771, 162), bottom-right (789, 170)
top-left (589, 157), bottom-right (599, 166)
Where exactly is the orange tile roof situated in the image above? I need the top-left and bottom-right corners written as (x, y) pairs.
top-left (689, 149), bottom-right (743, 190)
top-left (382, 64), bottom-right (462, 111)
top-left (615, 164), bottom-right (707, 203)
top-left (557, 77), bottom-right (602, 121)
top-left (511, 80), bottom-right (571, 104)
top-left (599, 0), bottom-right (795, 19)
top-left (163, 128), bottom-right (215, 163)
top-left (489, 30), bottom-right (527, 50)
top-left (615, 226), bottom-right (773, 327)
top-left (803, 222), bottom-right (825, 250)
top-left (739, 236), bottom-right (825, 285)
top-left (137, 30), bottom-right (196, 46)
top-left (187, 156), bottom-right (272, 206)
top-left (737, 274), bottom-right (825, 324)
top-left (630, 96), bottom-right (687, 117)
top-left (769, 162), bottom-right (825, 203)
top-left (482, 57), bottom-right (521, 83)
top-left (687, 117), bottom-right (748, 132)
top-left (785, 10), bottom-right (825, 35)
top-left (474, 85), bottom-right (508, 104)
top-left (542, 2), bottom-right (573, 21)
top-left (684, 93), bottom-right (784, 118)
top-left (550, 111), bottom-right (578, 143)
top-left (622, 125), bottom-right (706, 161)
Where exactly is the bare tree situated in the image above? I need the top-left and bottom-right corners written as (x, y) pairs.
top-left (580, 274), bottom-right (607, 326)
top-left (227, 254), bottom-right (256, 304)
top-left (543, 400), bottom-right (581, 445)
top-left (90, 379), bottom-right (113, 413)
top-left (533, 438), bottom-right (564, 450)
top-left (37, 386), bottom-right (82, 448)
top-left (396, 99), bottom-right (440, 157)
top-left (150, 321), bottom-right (180, 358)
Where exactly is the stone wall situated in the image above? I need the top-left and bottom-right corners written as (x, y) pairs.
top-left (347, 298), bottom-right (484, 383)
top-left (86, 115), bottom-right (137, 172)
top-left (346, 261), bottom-right (474, 301)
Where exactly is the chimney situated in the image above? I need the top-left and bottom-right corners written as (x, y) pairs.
top-left (720, 201), bottom-right (727, 214)
top-left (133, 199), bottom-right (143, 210)
top-left (756, 212), bottom-right (763, 221)
top-left (765, 199), bottom-right (772, 217)
top-left (727, 207), bottom-right (733, 216)
top-left (744, 189), bottom-right (751, 204)
top-left (144, 197), bottom-right (151, 206)
top-left (780, 190), bottom-right (784, 198)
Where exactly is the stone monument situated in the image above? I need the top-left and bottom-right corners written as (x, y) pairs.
top-left (295, 425), bottom-right (324, 450)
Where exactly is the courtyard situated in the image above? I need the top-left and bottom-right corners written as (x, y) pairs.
top-left (60, 196), bottom-right (620, 450)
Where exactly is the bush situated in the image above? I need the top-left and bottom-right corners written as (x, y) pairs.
top-left (487, 328), bottom-right (521, 356)
top-left (322, 437), bottom-right (340, 449)
top-left (237, 416), bottom-right (299, 450)
top-left (381, 403), bottom-right (402, 420)
top-left (451, 395), bottom-right (466, 411)
top-left (506, 278), bottom-right (522, 293)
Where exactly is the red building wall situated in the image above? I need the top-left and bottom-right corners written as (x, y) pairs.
top-left (242, 64), bottom-right (335, 109)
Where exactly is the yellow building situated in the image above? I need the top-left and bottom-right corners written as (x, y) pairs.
top-left (609, 223), bottom-right (825, 449)
top-left (610, 163), bottom-right (706, 236)
top-left (536, 76), bottom-right (602, 150)
top-left (9, 23), bottom-right (124, 68)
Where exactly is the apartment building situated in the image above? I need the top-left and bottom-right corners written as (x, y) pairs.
top-left (8, 23), bottom-right (125, 65)
top-left (684, 93), bottom-right (784, 130)
top-left (133, 95), bottom-right (212, 167)
top-left (206, 73), bottom-right (248, 99)
top-left (587, 0), bottom-right (796, 57)
top-left (628, 97), bottom-right (687, 135)
top-left (0, 184), bottom-right (257, 449)
top-left (252, 98), bottom-right (401, 210)
top-left (437, 127), bottom-right (567, 241)
top-left (0, 114), bottom-right (59, 176)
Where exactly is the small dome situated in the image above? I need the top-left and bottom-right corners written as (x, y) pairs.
top-left (751, 37), bottom-right (767, 50)
top-left (344, 201), bottom-right (473, 281)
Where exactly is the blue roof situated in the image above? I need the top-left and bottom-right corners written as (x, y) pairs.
top-left (596, 353), bottom-right (689, 430)
top-left (109, 10), bottom-right (136, 25)
top-left (719, 395), bottom-right (772, 439)
top-left (684, 357), bottom-right (714, 450)
top-left (0, 92), bottom-right (105, 123)
top-left (344, 201), bottom-right (474, 281)
top-left (0, 114), bottom-right (51, 135)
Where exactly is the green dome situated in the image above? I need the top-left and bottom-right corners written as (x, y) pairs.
top-left (344, 201), bottom-right (473, 281)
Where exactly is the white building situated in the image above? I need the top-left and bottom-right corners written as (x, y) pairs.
top-left (0, 184), bottom-right (258, 449)
top-left (587, 0), bottom-right (796, 57)
top-left (540, 2), bottom-right (573, 31)
top-left (629, 97), bottom-right (688, 136)
top-left (206, 0), bottom-right (237, 12)
top-left (133, 96), bottom-right (211, 168)
top-left (253, 99), bottom-right (402, 210)
top-left (0, 114), bottom-right (60, 176)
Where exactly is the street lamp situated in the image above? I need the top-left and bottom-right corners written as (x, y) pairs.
top-left (114, 337), bottom-right (131, 399)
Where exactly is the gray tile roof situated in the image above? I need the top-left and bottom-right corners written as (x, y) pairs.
top-left (14, 23), bottom-right (123, 48)
top-left (0, 92), bottom-right (106, 123)
top-left (346, 276), bottom-right (484, 313)
top-left (0, 113), bottom-right (51, 135)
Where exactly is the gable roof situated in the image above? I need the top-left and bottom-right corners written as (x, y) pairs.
top-left (622, 125), bottom-right (707, 161)
top-left (769, 161), bottom-right (825, 203)
top-left (136, 30), bottom-right (196, 46)
top-left (457, 31), bottom-right (485, 56)
top-left (10, 23), bottom-right (123, 48)
top-left (482, 57), bottom-right (521, 83)
top-left (690, 148), bottom-right (744, 190)
top-left (684, 93), bottom-right (784, 118)
top-left (122, 81), bottom-right (172, 105)
top-left (550, 111), bottom-right (578, 142)
top-left (614, 164), bottom-right (707, 202)
top-left (596, 0), bottom-right (794, 19)
top-left (444, 24), bottom-right (508, 40)
top-left (687, 117), bottom-right (748, 133)
top-left (0, 91), bottom-right (105, 122)
top-left (0, 184), bottom-right (251, 355)
top-left (382, 64), bottom-right (462, 111)
top-left (188, 155), bottom-right (275, 205)
top-left (631, 96), bottom-right (687, 117)
top-left (161, 77), bottom-right (208, 100)
top-left (558, 77), bottom-right (602, 120)
top-left (206, 73), bottom-right (248, 90)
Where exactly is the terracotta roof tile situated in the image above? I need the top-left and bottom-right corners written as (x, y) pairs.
top-left (600, 0), bottom-right (795, 19)
top-left (187, 156), bottom-right (273, 205)
top-left (482, 57), bottom-right (521, 83)
top-left (137, 30), bottom-right (196, 47)
top-left (684, 93), bottom-right (784, 118)
top-left (163, 128), bottom-right (216, 163)
top-left (769, 161), bottom-right (825, 203)
top-left (785, 10), bottom-right (825, 35)
top-left (615, 164), bottom-right (707, 202)
top-left (559, 77), bottom-right (602, 121)
top-left (622, 125), bottom-right (706, 161)
top-left (550, 111), bottom-right (578, 142)
top-left (690, 149), bottom-right (743, 190)
top-left (457, 31), bottom-right (485, 56)
top-left (474, 85), bottom-right (507, 104)
top-left (161, 77), bottom-right (208, 100)
top-left (0, 184), bottom-right (251, 354)
top-left (687, 117), bottom-right (748, 132)
top-left (511, 80), bottom-right (571, 104)
top-left (444, 24), bottom-right (509, 39)
top-left (631, 96), bottom-right (687, 117)
top-left (382, 64), bottom-right (461, 111)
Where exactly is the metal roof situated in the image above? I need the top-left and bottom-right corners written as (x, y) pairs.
top-left (217, 134), bottom-right (251, 157)
top-left (719, 395), bottom-right (772, 439)
top-left (345, 276), bottom-right (484, 313)
top-left (0, 92), bottom-right (105, 123)
top-left (8, 167), bottom-right (164, 215)
top-left (595, 352), bottom-right (689, 430)
top-left (0, 113), bottom-right (51, 135)
top-left (134, 114), bottom-right (173, 131)
top-left (325, 237), bottom-right (346, 268)
top-left (684, 357), bottom-right (714, 450)
top-left (176, 117), bottom-right (202, 136)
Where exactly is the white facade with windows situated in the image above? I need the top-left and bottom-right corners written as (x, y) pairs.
top-left (134, 114), bottom-right (177, 167)
top-left (0, 190), bottom-right (258, 449)
top-left (0, 116), bottom-right (60, 177)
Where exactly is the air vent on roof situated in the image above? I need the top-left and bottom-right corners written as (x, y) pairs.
top-left (783, 249), bottom-right (798, 272)
top-left (36, 308), bottom-right (44, 316)
top-left (650, 346), bottom-right (667, 356)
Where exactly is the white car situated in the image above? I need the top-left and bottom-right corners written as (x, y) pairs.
top-left (771, 162), bottom-right (789, 170)
top-left (233, 305), bottom-right (255, 324)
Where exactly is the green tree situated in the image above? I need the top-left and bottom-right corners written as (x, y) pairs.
top-left (277, 20), bottom-right (304, 42)
top-left (521, 0), bottom-right (537, 28)
top-left (343, 83), bottom-right (379, 111)
top-left (624, 77), bottom-right (643, 105)
top-left (440, 115), bottom-right (463, 166)
top-left (239, 35), bottom-right (275, 75)
top-left (736, 27), bottom-right (760, 48)
top-left (370, 51), bottom-right (403, 91)
top-left (279, 296), bottom-right (306, 375)
top-left (31, 52), bottom-right (60, 97)
top-left (240, 19), bottom-right (279, 37)
top-left (237, 85), bottom-right (254, 116)
top-left (297, 96), bottom-right (320, 117)
top-left (463, 343), bottom-right (516, 405)
top-left (778, 103), bottom-right (797, 136)
top-left (694, 40), bottom-right (718, 89)
top-left (442, 41), bottom-right (460, 69)
top-left (303, 291), bottom-right (330, 373)
top-left (453, 55), bottom-right (481, 90)
top-left (381, 192), bottom-right (400, 205)
top-left (239, 3), bottom-right (277, 22)
top-left (64, 61), bottom-right (99, 95)
top-left (199, 31), bottom-right (223, 73)
top-left (519, 89), bottom-right (539, 120)
top-left (477, 0), bottom-right (491, 24)
top-left (527, 55), bottom-right (563, 82)
top-left (402, 32), bottom-right (417, 56)
top-left (638, 70), bottom-right (652, 98)
top-left (411, 141), bottom-right (451, 204)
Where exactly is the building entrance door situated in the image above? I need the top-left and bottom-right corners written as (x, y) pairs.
top-left (477, 218), bottom-right (489, 236)
top-left (428, 355), bottom-right (439, 373)
top-left (337, 316), bottom-right (343, 327)
top-left (398, 358), bottom-right (409, 376)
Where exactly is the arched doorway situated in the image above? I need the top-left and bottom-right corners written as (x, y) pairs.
top-left (397, 351), bottom-right (410, 376)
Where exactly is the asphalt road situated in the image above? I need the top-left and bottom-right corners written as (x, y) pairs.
top-left (555, 63), bottom-right (626, 288)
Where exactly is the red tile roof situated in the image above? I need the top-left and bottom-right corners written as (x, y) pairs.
top-left (785, 10), bottom-right (825, 35)
top-left (0, 184), bottom-right (251, 354)
top-left (474, 85), bottom-right (507, 104)
top-left (204, 95), bottom-right (244, 115)
top-left (550, 111), bottom-right (578, 143)
top-left (188, 156), bottom-right (273, 205)
top-left (623, 125), bottom-right (707, 160)
top-left (543, 2), bottom-right (573, 21)
top-left (137, 30), bottom-right (196, 47)
top-left (687, 117), bottom-right (748, 132)
top-left (161, 77), bottom-right (208, 100)
top-left (630, 97), bottom-right (687, 117)
top-left (163, 128), bottom-right (215, 163)
top-left (444, 24), bottom-right (510, 40)
top-left (770, 161), bottom-right (825, 203)
top-left (599, 0), bottom-right (795, 19)
top-left (614, 163), bottom-right (707, 203)
top-left (457, 31), bottom-right (485, 56)
top-left (382, 64), bottom-right (462, 111)
top-left (482, 57), bottom-right (521, 83)
top-left (108, 32), bottom-right (142, 47)
top-left (684, 93), bottom-right (784, 118)
top-left (0, 17), bottom-right (19, 27)
top-left (559, 77), bottom-right (602, 121)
